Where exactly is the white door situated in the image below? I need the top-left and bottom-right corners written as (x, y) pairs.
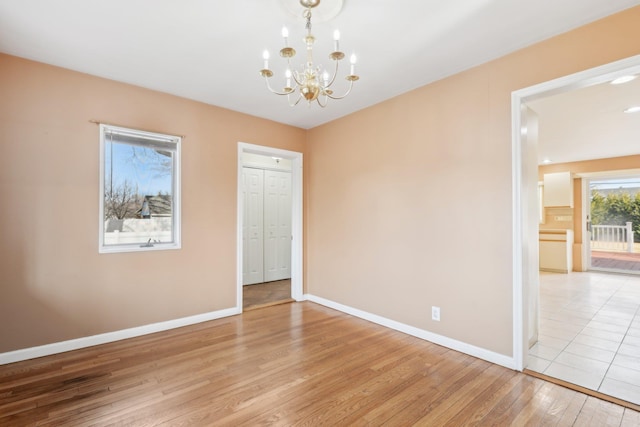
top-left (243, 168), bottom-right (264, 285)
top-left (264, 170), bottom-right (292, 282)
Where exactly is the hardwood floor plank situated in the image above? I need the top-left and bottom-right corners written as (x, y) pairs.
top-left (382, 357), bottom-right (492, 424)
top-left (166, 328), bottom-right (412, 425)
top-left (508, 380), bottom-right (564, 425)
top-left (478, 373), bottom-right (547, 424)
top-left (291, 355), bottom-right (431, 425)
top-left (243, 279), bottom-right (291, 310)
top-left (1, 302), bottom-right (638, 426)
top-left (91, 309), bottom-right (383, 425)
top-left (421, 362), bottom-right (519, 426)
top-left (542, 383), bottom-right (588, 426)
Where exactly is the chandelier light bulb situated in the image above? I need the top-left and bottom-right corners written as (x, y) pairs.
top-left (350, 53), bottom-right (357, 75)
top-left (333, 29), bottom-right (340, 51)
top-left (263, 50), bottom-right (270, 69)
top-left (286, 68), bottom-right (292, 87)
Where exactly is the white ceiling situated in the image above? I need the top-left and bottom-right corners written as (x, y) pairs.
top-left (1, 0), bottom-right (639, 131)
top-left (528, 77), bottom-right (640, 165)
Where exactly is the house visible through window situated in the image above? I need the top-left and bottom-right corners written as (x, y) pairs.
top-left (99, 124), bottom-right (181, 253)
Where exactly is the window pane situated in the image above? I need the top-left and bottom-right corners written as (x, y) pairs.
top-left (101, 126), bottom-right (179, 251)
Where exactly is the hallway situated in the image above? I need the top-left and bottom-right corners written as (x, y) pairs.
top-left (243, 279), bottom-right (293, 311)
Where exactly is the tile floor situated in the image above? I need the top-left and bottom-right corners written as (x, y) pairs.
top-left (528, 271), bottom-right (640, 406)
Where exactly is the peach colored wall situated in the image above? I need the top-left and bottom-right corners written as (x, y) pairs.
top-left (540, 154), bottom-right (640, 271)
top-left (306, 7), bottom-right (640, 356)
top-left (0, 54), bottom-right (306, 353)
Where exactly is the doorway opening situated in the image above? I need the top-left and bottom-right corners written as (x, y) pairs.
top-left (242, 154), bottom-right (293, 309)
top-left (587, 175), bottom-right (640, 274)
top-left (512, 54), bottom-right (640, 398)
top-left (237, 143), bottom-right (303, 311)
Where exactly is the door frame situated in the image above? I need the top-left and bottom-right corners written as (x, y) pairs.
top-left (511, 54), bottom-right (640, 371)
top-left (237, 142), bottom-right (304, 310)
top-left (583, 176), bottom-right (591, 271)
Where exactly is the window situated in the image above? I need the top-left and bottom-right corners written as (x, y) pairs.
top-left (99, 124), bottom-right (181, 253)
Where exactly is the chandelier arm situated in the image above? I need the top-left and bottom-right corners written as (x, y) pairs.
top-left (323, 59), bottom-right (340, 89)
top-left (316, 95), bottom-right (328, 108)
top-left (325, 79), bottom-right (355, 100)
top-left (264, 77), bottom-right (297, 96)
top-left (291, 70), bottom-right (304, 87)
top-left (292, 94), bottom-right (304, 106)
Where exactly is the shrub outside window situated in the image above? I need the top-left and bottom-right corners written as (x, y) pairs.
top-left (99, 124), bottom-right (181, 253)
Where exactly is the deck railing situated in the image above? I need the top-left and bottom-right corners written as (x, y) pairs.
top-left (591, 222), bottom-right (634, 252)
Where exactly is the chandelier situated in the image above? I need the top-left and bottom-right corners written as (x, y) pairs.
top-left (259, 0), bottom-right (359, 107)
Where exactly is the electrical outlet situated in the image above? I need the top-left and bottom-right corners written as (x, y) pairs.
top-left (432, 306), bottom-right (441, 322)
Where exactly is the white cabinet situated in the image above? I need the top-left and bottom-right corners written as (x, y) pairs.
top-left (543, 172), bottom-right (573, 207)
top-left (539, 230), bottom-right (573, 273)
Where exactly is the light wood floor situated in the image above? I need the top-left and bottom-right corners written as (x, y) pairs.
top-left (1, 302), bottom-right (639, 426)
top-left (243, 279), bottom-right (293, 311)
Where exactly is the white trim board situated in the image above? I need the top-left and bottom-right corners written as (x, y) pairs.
top-left (0, 307), bottom-right (240, 365)
top-left (305, 294), bottom-right (516, 370)
top-left (511, 54), bottom-right (640, 371)
top-left (575, 169), bottom-right (640, 179)
top-left (237, 142), bottom-right (304, 307)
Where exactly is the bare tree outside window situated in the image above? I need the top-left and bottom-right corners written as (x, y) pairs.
top-left (104, 178), bottom-right (141, 220)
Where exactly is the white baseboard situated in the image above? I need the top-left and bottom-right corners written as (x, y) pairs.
top-left (2, 298), bottom-right (516, 370)
top-left (304, 294), bottom-right (516, 370)
top-left (0, 306), bottom-right (241, 365)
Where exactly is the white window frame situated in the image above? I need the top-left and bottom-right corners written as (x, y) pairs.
top-left (98, 124), bottom-right (181, 253)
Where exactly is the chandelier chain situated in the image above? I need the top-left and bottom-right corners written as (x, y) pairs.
top-left (304, 9), bottom-right (312, 32)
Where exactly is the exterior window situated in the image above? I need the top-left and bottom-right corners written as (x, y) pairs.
top-left (99, 124), bottom-right (181, 253)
